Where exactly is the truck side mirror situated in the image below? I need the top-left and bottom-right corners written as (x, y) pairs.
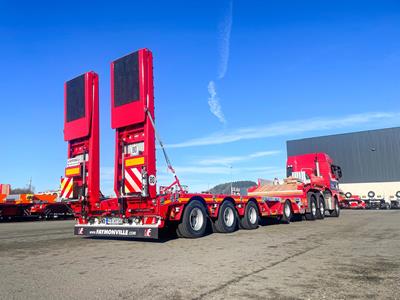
top-left (337, 167), bottom-right (342, 178)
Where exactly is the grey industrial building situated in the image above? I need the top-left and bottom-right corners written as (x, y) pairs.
top-left (286, 127), bottom-right (400, 184)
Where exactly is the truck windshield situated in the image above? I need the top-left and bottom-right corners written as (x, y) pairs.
top-left (286, 166), bottom-right (293, 177)
top-left (331, 165), bottom-right (342, 179)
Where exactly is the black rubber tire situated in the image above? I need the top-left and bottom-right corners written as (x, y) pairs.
top-left (239, 201), bottom-right (259, 230)
top-left (280, 200), bottom-right (292, 224)
top-left (330, 198), bottom-right (340, 217)
top-left (213, 201), bottom-right (237, 233)
top-left (175, 224), bottom-right (184, 238)
top-left (305, 194), bottom-right (317, 221)
top-left (176, 200), bottom-right (207, 238)
top-left (316, 195), bottom-right (325, 220)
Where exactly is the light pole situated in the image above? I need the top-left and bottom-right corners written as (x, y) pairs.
top-left (230, 165), bottom-right (233, 194)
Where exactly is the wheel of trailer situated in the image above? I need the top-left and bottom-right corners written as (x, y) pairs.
top-left (330, 198), bottom-right (340, 217)
top-left (214, 201), bottom-right (238, 233)
top-left (316, 195), bottom-right (325, 219)
top-left (280, 200), bottom-right (292, 224)
top-left (239, 201), bottom-right (259, 230)
top-left (305, 194), bottom-right (317, 221)
top-left (176, 200), bottom-right (207, 238)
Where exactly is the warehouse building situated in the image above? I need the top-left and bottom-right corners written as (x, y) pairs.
top-left (287, 127), bottom-right (400, 207)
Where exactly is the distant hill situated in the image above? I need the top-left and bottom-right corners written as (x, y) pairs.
top-left (208, 180), bottom-right (257, 195)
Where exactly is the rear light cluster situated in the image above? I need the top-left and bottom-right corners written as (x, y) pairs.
top-left (87, 216), bottom-right (159, 226)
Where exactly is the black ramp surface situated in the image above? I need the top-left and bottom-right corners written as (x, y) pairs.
top-left (66, 74), bottom-right (85, 122)
top-left (114, 51), bottom-right (140, 107)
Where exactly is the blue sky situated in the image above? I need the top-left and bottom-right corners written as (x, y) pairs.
top-left (1, 0), bottom-right (400, 195)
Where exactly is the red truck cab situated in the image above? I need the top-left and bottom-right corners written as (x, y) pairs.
top-left (287, 153), bottom-right (342, 192)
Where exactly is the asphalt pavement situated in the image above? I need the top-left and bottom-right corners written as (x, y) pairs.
top-left (0, 210), bottom-right (399, 299)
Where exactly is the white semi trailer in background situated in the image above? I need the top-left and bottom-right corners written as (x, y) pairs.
top-left (341, 182), bottom-right (400, 209)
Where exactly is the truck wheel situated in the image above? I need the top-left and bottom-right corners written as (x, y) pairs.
top-left (239, 201), bottom-right (259, 230)
top-left (214, 201), bottom-right (237, 233)
top-left (316, 196), bottom-right (325, 219)
top-left (176, 200), bottom-right (207, 238)
top-left (281, 200), bottom-right (292, 224)
top-left (305, 194), bottom-right (317, 221)
top-left (330, 198), bottom-right (340, 217)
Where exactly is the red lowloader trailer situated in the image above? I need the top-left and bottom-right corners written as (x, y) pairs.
top-left (62, 49), bottom-right (340, 239)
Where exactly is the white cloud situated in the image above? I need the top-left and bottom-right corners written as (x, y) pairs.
top-left (198, 150), bottom-right (281, 166)
top-left (162, 165), bottom-right (232, 175)
top-left (206, 1), bottom-right (233, 123)
top-left (218, 0), bottom-right (233, 79)
top-left (166, 112), bottom-right (400, 149)
top-left (241, 166), bottom-right (285, 176)
top-left (208, 80), bottom-right (226, 124)
top-left (158, 164), bottom-right (283, 177)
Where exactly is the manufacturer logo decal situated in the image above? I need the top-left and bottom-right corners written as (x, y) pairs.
top-left (78, 228), bottom-right (84, 235)
top-left (144, 228), bottom-right (152, 237)
top-left (95, 229), bottom-right (129, 236)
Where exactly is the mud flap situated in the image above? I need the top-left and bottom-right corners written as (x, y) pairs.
top-left (74, 225), bottom-right (158, 239)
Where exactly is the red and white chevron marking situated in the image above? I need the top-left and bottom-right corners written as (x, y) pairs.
top-left (60, 177), bottom-right (73, 199)
top-left (124, 167), bottom-right (142, 193)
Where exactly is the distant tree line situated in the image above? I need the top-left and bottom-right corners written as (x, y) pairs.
top-left (10, 187), bottom-right (35, 194)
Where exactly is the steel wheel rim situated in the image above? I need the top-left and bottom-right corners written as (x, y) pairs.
top-left (284, 203), bottom-right (291, 218)
top-left (189, 208), bottom-right (204, 231)
top-left (311, 201), bottom-right (317, 215)
top-left (224, 207), bottom-right (235, 227)
top-left (249, 206), bottom-right (257, 224)
top-left (320, 202), bottom-right (324, 215)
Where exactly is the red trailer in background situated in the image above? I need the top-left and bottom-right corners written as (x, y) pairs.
top-left (62, 49), bottom-right (340, 240)
top-left (340, 192), bottom-right (366, 209)
top-left (29, 192), bottom-right (74, 218)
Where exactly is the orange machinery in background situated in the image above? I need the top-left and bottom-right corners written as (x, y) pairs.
top-left (0, 184), bottom-right (73, 220)
top-left (0, 184), bottom-right (11, 202)
top-left (0, 184), bottom-right (34, 219)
